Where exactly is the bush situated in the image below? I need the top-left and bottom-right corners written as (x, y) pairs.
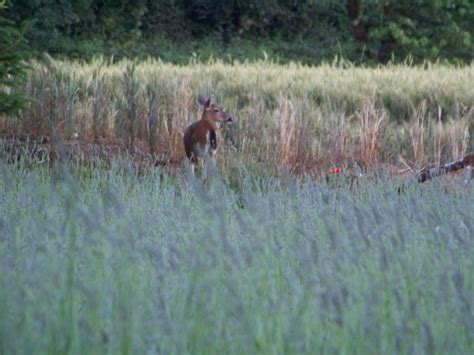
top-left (0, 1), bottom-right (32, 116)
top-left (4, 0), bottom-right (474, 64)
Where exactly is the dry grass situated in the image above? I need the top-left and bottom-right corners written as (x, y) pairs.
top-left (4, 56), bottom-right (474, 175)
top-left (356, 95), bottom-right (387, 165)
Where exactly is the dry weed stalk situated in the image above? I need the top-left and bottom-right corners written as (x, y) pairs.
top-left (410, 100), bottom-right (427, 165)
top-left (356, 96), bottom-right (386, 165)
top-left (122, 64), bottom-right (139, 150)
top-left (278, 97), bottom-right (300, 167)
top-left (146, 79), bottom-right (160, 155)
top-left (91, 70), bottom-right (104, 140)
top-left (433, 106), bottom-right (443, 166)
top-left (167, 80), bottom-right (191, 159)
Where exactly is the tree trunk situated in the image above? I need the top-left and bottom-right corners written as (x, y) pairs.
top-left (345, 0), bottom-right (367, 42)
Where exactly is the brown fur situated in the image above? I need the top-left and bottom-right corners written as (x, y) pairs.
top-left (184, 119), bottom-right (218, 162)
top-left (183, 96), bottom-right (232, 173)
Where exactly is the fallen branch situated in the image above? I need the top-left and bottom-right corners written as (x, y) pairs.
top-left (418, 153), bottom-right (474, 183)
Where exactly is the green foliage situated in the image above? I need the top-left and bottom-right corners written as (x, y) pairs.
top-left (0, 156), bottom-right (473, 353)
top-left (0, 1), bottom-right (32, 116)
top-left (3, 0), bottom-right (474, 64)
top-left (362, 0), bottom-right (474, 62)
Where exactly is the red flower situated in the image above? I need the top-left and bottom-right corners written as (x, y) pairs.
top-left (330, 167), bottom-right (342, 174)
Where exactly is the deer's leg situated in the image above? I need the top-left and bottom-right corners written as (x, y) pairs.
top-left (199, 158), bottom-right (206, 180)
top-left (212, 151), bottom-right (217, 166)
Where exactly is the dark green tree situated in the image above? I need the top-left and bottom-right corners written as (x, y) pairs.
top-left (2, 0), bottom-right (474, 63)
top-left (347, 0), bottom-right (474, 63)
top-left (0, 0), bottom-right (32, 116)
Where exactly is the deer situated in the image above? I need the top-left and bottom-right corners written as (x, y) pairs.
top-left (183, 95), bottom-right (233, 177)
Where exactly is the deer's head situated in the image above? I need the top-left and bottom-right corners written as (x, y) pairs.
top-left (199, 95), bottom-right (232, 124)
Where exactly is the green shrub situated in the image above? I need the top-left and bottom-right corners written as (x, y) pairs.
top-left (0, 1), bottom-right (32, 116)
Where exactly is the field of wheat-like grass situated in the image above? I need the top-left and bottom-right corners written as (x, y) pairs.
top-left (0, 154), bottom-right (473, 353)
top-left (2, 57), bottom-right (472, 176)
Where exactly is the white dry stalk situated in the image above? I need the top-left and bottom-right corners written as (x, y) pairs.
top-left (278, 97), bottom-right (297, 166)
top-left (357, 96), bottom-right (386, 164)
top-left (410, 100), bottom-right (427, 164)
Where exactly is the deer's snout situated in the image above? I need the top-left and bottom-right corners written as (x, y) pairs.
top-left (219, 113), bottom-right (232, 123)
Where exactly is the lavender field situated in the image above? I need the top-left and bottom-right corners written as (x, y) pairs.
top-left (1, 154), bottom-right (473, 354)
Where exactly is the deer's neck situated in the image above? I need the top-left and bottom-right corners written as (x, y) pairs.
top-left (201, 116), bottom-right (218, 131)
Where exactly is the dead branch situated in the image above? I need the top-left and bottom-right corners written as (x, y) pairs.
top-left (418, 153), bottom-right (474, 183)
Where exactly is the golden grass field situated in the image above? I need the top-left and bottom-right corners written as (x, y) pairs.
top-left (2, 56), bottom-right (473, 176)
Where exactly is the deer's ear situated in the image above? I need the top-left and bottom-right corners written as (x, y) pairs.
top-left (198, 95), bottom-right (211, 108)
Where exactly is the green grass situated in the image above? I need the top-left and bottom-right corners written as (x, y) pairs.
top-left (1, 155), bottom-right (473, 354)
top-left (27, 35), bottom-right (351, 66)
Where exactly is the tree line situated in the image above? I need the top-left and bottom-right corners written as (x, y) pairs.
top-left (2, 0), bottom-right (474, 64)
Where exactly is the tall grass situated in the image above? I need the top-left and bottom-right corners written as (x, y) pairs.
top-left (4, 57), bottom-right (474, 174)
top-left (0, 155), bottom-right (473, 353)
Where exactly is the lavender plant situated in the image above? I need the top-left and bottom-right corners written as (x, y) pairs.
top-left (0, 156), bottom-right (473, 354)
